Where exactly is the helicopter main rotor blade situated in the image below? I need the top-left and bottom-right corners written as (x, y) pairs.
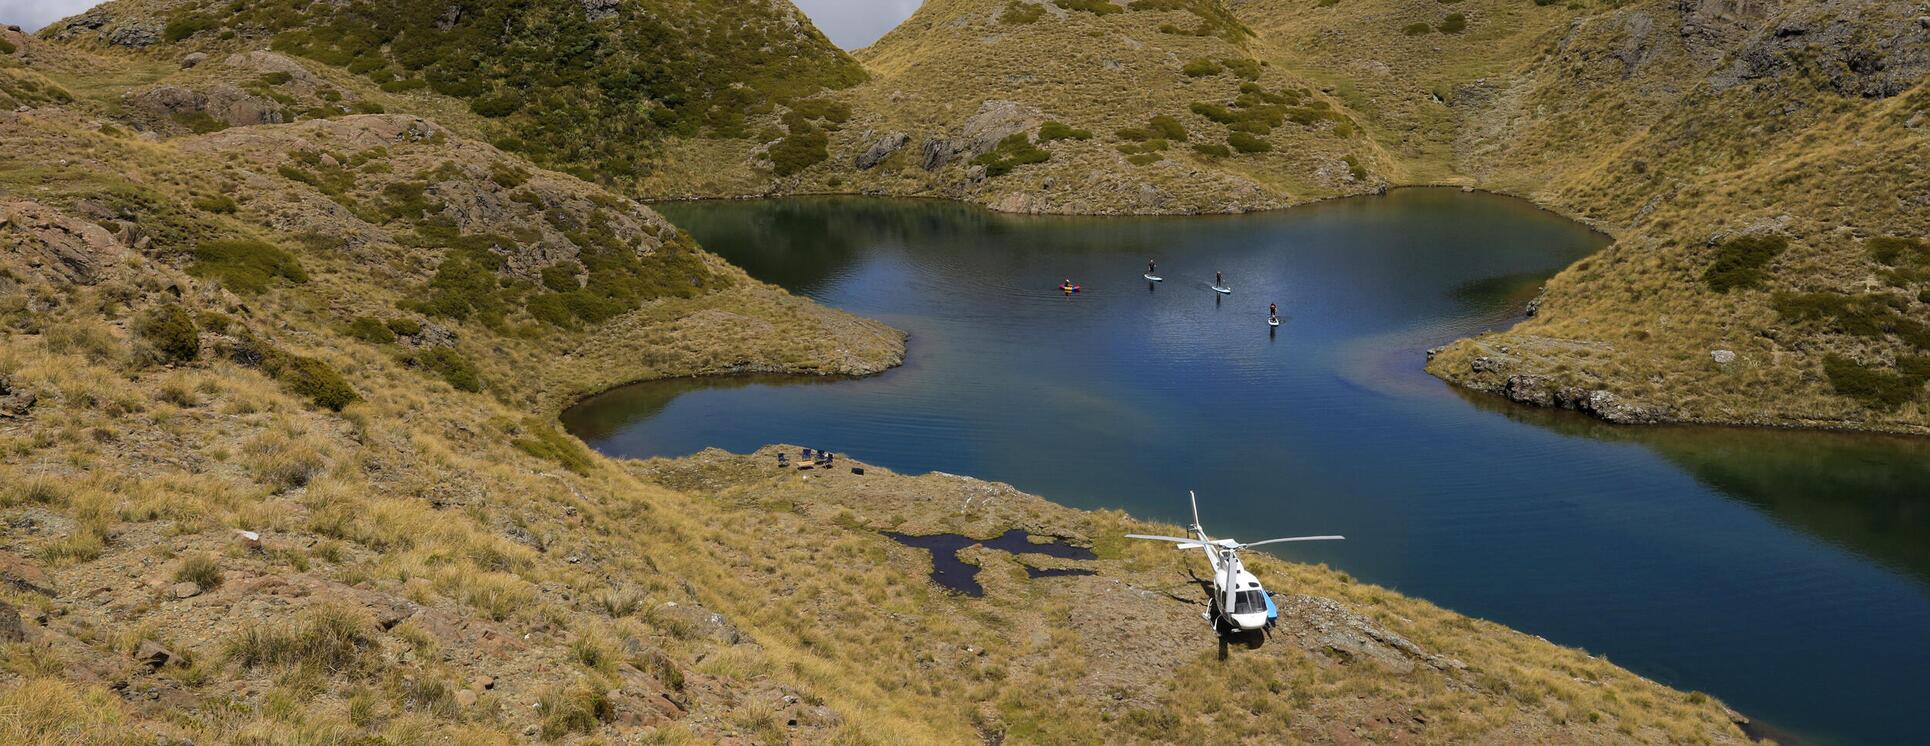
top-left (1125, 534), bottom-right (1204, 545)
top-left (1239, 535), bottom-right (1346, 548)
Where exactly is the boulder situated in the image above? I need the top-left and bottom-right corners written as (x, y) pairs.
top-left (0, 374), bottom-right (35, 419)
top-left (454, 689), bottom-right (479, 707)
top-left (107, 25), bottom-right (159, 48)
top-left (1, 200), bottom-right (131, 285)
top-left (0, 600), bottom-right (25, 642)
top-left (171, 581), bottom-right (202, 599)
top-left (180, 53), bottom-right (208, 69)
top-left (135, 641), bottom-right (183, 670)
top-left (1712, 349), bottom-right (1737, 364)
top-left (654, 602), bottom-right (745, 645)
top-left (919, 137), bottom-right (955, 171)
top-left (956, 100), bottom-right (1043, 159)
top-left (221, 52), bottom-right (319, 84)
top-left (854, 132), bottom-right (909, 170)
top-left (0, 550), bottom-right (54, 595)
top-left (581, 0), bottom-right (622, 22)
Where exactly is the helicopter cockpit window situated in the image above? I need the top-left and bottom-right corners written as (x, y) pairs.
top-left (1232, 590), bottom-right (1266, 614)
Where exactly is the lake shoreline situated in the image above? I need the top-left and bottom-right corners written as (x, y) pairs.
top-left (630, 189), bottom-right (1921, 439)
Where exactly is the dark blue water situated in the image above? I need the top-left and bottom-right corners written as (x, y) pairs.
top-left (564, 191), bottom-right (1930, 745)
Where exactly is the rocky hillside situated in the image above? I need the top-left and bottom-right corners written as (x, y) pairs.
top-left (43, 0), bottom-right (864, 190)
top-left (2, 9), bottom-right (1761, 743)
top-left (796, 0), bottom-right (1386, 214)
top-left (784, 0), bottom-right (1930, 432)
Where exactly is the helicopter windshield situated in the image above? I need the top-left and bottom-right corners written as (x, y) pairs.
top-left (1232, 590), bottom-right (1267, 615)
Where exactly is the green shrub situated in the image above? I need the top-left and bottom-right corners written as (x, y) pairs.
top-left (1148, 115), bottom-right (1189, 141)
top-left (1343, 155), bottom-right (1368, 181)
top-left (345, 317), bottom-right (397, 344)
top-left (163, 13), bottom-right (219, 43)
top-left (1703, 235), bottom-right (1787, 292)
top-left (1823, 355), bottom-right (1930, 410)
top-left (0, 38), bottom-right (17, 55)
top-left (542, 262), bottom-right (583, 292)
top-left (1001, 0), bottom-right (1047, 23)
top-left (1437, 13), bottom-right (1467, 33)
top-left (489, 163), bottom-right (530, 189)
top-left (171, 111), bottom-right (229, 134)
top-left (1038, 121), bottom-right (1093, 142)
top-left (513, 422), bottom-right (594, 475)
top-left (1055, 0), bottom-right (1124, 14)
top-left (240, 335), bottom-right (359, 411)
top-left (259, 72), bottom-right (294, 86)
top-left (386, 317), bottom-right (423, 337)
top-left (1227, 132), bottom-right (1272, 153)
top-left (1125, 153), bottom-right (1161, 165)
top-left (972, 133), bottom-right (1052, 177)
top-left (1867, 236), bottom-right (1927, 267)
top-left (1403, 22), bottom-right (1433, 35)
top-left (191, 194), bottom-right (238, 214)
top-left (189, 239), bottom-right (308, 295)
top-left (789, 98), bottom-right (851, 125)
top-left (1182, 59), bottom-right (1223, 78)
top-left (405, 346), bottom-right (483, 392)
top-left (1220, 58), bottom-right (1262, 80)
top-left (1772, 291), bottom-right (1930, 350)
top-left (135, 304), bottom-right (200, 363)
top-left (768, 126), bottom-right (830, 177)
top-left (1192, 143), bottom-right (1231, 158)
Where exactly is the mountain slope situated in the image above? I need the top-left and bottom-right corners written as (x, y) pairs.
top-left (821, 0), bottom-right (1930, 431)
top-left (0, 14), bottom-right (1758, 744)
top-left (44, 0), bottom-right (864, 188)
top-left (807, 0), bottom-right (1387, 213)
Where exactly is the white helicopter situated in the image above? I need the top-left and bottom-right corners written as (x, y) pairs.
top-left (1127, 491), bottom-right (1344, 633)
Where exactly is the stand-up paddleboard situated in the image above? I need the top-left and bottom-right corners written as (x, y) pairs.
top-left (1212, 285), bottom-right (1232, 294)
top-left (1268, 317), bottom-right (1281, 327)
top-left (1144, 274), bottom-right (1163, 282)
top-left (1059, 284), bottom-right (1082, 293)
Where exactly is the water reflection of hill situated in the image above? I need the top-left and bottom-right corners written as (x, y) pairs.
top-left (1459, 390), bottom-right (1930, 587)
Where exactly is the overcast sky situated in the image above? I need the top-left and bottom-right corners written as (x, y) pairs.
top-left (1, 0), bottom-right (923, 49)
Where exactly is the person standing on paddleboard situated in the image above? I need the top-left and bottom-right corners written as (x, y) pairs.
top-left (1148, 259), bottom-right (1157, 275)
top-left (1269, 302), bottom-right (1277, 317)
top-left (1216, 271), bottom-right (1224, 288)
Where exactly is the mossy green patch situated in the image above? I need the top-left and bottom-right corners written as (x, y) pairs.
top-left (1039, 121), bottom-right (1093, 142)
top-left (135, 304), bottom-right (200, 363)
top-left (189, 239), bottom-right (308, 295)
top-left (404, 346), bottom-right (483, 392)
top-left (513, 421), bottom-right (594, 475)
top-left (1001, 1), bottom-right (1047, 24)
top-left (1703, 235), bottom-right (1786, 293)
top-left (345, 317), bottom-right (398, 344)
top-left (1823, 355), bottom-right (1930, 411)
top-left (1055, 0), bottom-right (1125, 14)
top-left (973, 133), bottom-right (1052, 177)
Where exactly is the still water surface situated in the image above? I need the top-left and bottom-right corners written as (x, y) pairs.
top-left (563, 191), bottom-right (1930, 745)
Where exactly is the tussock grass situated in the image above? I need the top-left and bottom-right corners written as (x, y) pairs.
top-left (0, 679), bottom-right (139, 746)
top-left (227, 604), bottom-right (379, 673)
top-left (173, 552), bottom-right (223, 589)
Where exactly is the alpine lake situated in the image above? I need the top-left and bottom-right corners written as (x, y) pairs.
top-left (562, 190), bottom-right (1930, 745)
